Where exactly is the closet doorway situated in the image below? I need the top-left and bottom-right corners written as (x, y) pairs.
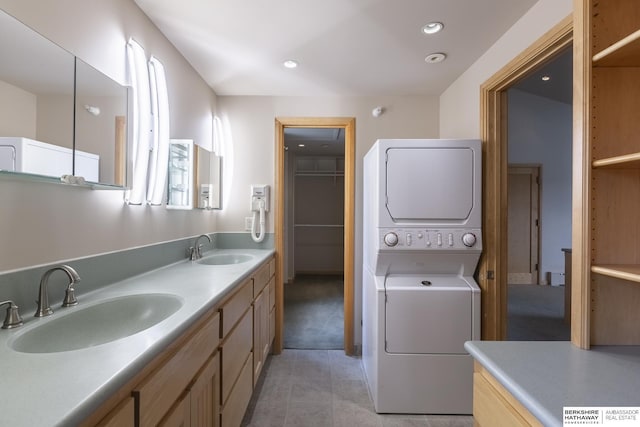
top-left (274, 117), bottom-right (355, 355)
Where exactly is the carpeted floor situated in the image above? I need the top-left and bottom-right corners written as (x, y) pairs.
top-left (507, 284), bottom-right (570, 341)
top-left (284, 275), bottom-right (344, 350)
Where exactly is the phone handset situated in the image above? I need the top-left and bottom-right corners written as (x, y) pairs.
top-left (250, 185), bottom-right (269, 243)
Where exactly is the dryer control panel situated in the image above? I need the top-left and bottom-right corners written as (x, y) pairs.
top-left (379, 228), bottom-right (482, 251)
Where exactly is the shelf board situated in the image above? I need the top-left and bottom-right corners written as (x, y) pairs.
top-left (591, 265), bottom-right (640, 283)
top-left (593, 28), bottom-right (640, 66)
top-left (592, 152), bottom-right (640, 168)
top-left (294, 224), bottom-right (344, 228)
top-left (295, 172), bottom-right (344, 177)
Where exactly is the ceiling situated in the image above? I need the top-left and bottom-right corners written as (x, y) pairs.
top-left (512, 46), bottom-right (572, 104)
top-left (284, 127), bottom-right (345, 155)
top-left (134, 0), bottom-right (537, 97)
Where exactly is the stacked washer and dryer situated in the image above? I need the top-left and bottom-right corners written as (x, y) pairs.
top-left (362, 139), bottom-right (482, 414)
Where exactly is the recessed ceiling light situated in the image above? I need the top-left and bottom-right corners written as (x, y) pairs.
top-left (298, 143), bottom-right (305, 147)
top-left (283, 60), bottom-right (298, 69)
top-left (425, 53), bottom-right (446, 63)
top-left (541, 75), bottom-right (551, 81)
top-left (422, 22), bottom-right (444, 35)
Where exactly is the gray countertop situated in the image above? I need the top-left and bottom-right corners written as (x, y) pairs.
top-left (465, 341), bottom-right (640, 427)
top-left (0, 248), bottom-right (274, 427)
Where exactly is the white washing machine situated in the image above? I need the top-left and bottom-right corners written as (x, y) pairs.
top-left (362, 139), bottom-right (481, 414)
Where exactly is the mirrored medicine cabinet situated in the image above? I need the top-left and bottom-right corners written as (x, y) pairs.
top-left (194, 145), bottom-right (222, 210)
top-left (0, 8), bottom-right (129, 188)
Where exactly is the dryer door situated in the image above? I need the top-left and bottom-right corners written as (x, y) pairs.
top-left (385, 275), bottom-right (473, 354)
top-left (385, 147), bottom-right (474, 221)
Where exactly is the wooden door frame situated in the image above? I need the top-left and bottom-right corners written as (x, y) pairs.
top-left (274, 117), bottom-right (356, 355)
top-left (480, 15), bottom-right (572, 340)
top-left (507, 164), bottom-right (541, 285)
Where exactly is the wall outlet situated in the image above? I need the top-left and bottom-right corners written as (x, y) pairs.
top-left (245, 217), bottom-right (253, 231)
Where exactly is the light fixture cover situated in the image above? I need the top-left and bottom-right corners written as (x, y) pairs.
top-left (283, 60), bottom-right (298, 69)
top-left (425, 53), bottom-right (447, 63)
top-left (422, 22), bottom-right (444, 35)
top-left (147, 56), bottom-right (171, 206)
top-left (125, 39), bottom-right (152, 205)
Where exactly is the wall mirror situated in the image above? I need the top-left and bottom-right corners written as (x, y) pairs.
top-left (0, 8), bottom-right (75, 178)
top-left (75, 59), bottom-right (129, 186)
top-left (0, 8), bottom-right (129, 188)
top-left (194, 145), bottom-right (222, 210)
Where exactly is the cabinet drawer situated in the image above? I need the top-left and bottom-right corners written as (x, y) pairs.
top-left (221, 308), bottom-right (253, 404)
top-left (268, 277), bottom-right (275, 310)
top-left (220, 278), bottom-right (253, 338)
top-left (134, 311), bottom-right (220, 427)
top-left (221, 352), bottom-right (253, 427)
top-left (253, 261), bottom-right (271, 298)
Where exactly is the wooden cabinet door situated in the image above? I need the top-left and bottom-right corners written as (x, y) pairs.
top-left (159, 393), bottom-right (191, 427)
top-left (190, 354), bottom-right (220, 427)
top-left (95, 397), bottom-right (135, 427)
top-left (253, 290), bottom-right (266, 384)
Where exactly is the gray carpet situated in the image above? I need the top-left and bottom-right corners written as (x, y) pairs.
top-left (507, 284), bottom-right (570, 341)
top-left (284, 275), bottom-right (344, 349)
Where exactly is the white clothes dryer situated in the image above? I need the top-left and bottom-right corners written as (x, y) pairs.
top-left (362, 139), bottom-right (482, 414)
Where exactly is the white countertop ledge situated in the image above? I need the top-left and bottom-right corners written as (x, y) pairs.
top-left (464, 341), bottom-right (640, 427)
top-left (0, 248), bottom-right (274, 427)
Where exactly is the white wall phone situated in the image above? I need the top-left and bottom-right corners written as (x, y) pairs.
top-left (250, 184), bottom-right (270, 242)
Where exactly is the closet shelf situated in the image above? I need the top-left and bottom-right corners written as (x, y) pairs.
top-left (592, 152), bottom-right (640, 168)
top-left (294, 224), bottom-right (344, 228)
top-left (295, 172), bottom-right (344, 177)
top-left (591, 265), bottom-right (640, 283)
top-left (593, 28), bottom-right (640, 66)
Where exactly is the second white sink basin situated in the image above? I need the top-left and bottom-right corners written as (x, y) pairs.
top-left (10, 293), bottom-right (183, 354)
top-left (197, 253), bottom-right (254, 265)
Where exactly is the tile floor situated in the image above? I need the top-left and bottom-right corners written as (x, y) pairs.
top-left (241, 349), bottom-right (474, 427)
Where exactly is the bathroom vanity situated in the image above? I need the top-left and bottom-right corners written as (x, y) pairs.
top-left (0, 248), bottom-right (275, 427)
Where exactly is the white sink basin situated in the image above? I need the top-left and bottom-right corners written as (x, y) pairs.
top-left (197, 253), bottom-right (254, 265)
top-left (10, 293), bottom-right (183, 353)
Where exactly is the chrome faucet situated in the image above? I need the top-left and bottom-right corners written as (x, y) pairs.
top-left (0, 300), bottom-right (23, 329)
top-left (190, 234), bottom-right (212, 260)
top-left (34, 265), bottom-right (81, 317)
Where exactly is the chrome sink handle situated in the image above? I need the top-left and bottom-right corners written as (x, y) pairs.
top-left (192, 234), bottom-right (212, 260)
top-left (35, 265), bottom-right (81, 317)
top-left (0, 300), bottom-right (23, 329)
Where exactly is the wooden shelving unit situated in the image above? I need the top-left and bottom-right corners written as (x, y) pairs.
top-left (293, 156), bottom-right (345, 274)
top-left (574, 0), bottom-right (640, 347)
top-left (591, 265), bottom-right (640, 283)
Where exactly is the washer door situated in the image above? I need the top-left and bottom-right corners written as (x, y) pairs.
top-left (385, 147), bottom-right (474, 221)
top-left (385, 275), bottom-right (473, 354)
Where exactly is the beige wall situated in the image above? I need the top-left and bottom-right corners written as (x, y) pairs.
top-left (36, 94), bottom-right (74, 149)
top-left (439, 0), bottom-right (572, 139)
top-left (0, 0), bottom-right (218, 272)
top-left (0, 80), bottom-right (36, 138)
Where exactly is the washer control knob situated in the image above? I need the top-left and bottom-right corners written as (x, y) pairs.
top-left (384, 232), bottom-right (399, 247)
top-left (462, 233), bottom-right (477, 247)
